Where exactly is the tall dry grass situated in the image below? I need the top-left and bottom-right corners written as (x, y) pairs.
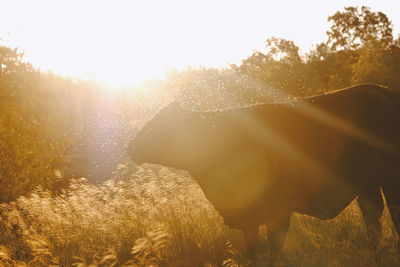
top-left (0, 162), bottom-right (399, 266)
top-left (0, 162), bottom-right (245, 266)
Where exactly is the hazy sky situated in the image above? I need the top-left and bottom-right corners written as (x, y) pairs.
top-left (0, 0), bottom-right (399, 86)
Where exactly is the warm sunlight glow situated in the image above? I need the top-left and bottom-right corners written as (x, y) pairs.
top-left (0, 0), bottom-right (399, 87)
top-left (2, 0), bottom-right (400, 263)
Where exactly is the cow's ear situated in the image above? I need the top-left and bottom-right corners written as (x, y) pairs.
top-left (164, 101), bottom-right (183, 113)
top-left (155, 101), bottom-right (184, 121)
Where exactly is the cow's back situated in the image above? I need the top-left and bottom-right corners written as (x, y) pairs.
top-left (188, 84), bottom-right (400, 229)
top-left (307, 84), bottom-right (400, 188)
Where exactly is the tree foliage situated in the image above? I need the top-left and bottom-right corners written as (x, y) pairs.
top-left (229, 6), bottom-right (400, 96)
top-left (229, 37), bottom-right (307, 96)
top-left (0, 47), bottom-right (69, 202)
top-left (326, 6), bottom-right (393, 51)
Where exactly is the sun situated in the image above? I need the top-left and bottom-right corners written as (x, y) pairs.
top-left (18, 25), bottom-right (171, 87)
top-left (0, 1), bottom-right (248, 88)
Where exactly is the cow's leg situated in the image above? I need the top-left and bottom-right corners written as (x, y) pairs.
top-left (387, 203), bottom-right (400, 238)
top-left (358, 187), bottom-right (384, 247)
top-left (379, 187), bottom-right (400, 247)
top-left (243, 226), bottom-right (259, 257)
top-left (268, 217), bottom-right (291, 255)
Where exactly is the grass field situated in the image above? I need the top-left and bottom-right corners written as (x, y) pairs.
top-left (0, 162), bottom-right (399, 266)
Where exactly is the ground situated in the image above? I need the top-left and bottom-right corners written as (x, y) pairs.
top-left (0, 162), bottom-right (399, 266)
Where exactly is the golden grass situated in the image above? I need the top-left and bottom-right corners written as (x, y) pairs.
top-left (0, 162), bottom-right (245, 266)
top-left (0, 162), bottom-right (399, 266)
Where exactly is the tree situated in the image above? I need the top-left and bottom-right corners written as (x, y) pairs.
top-left (327, 6), bottom-right (393, 51)
top-left (265, 37), bottom-right (302, 65)
top-left (351, 38), bottom-right (390, 85)
top-left (303, 6), bottom-right (397, 91)
top-left (0, 46), bottom-right (69, 202)
top-left (232, 37), bottom-right (306, 96)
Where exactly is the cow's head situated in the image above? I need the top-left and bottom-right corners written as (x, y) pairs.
top-left (129, 101), bottom-right (199, 168)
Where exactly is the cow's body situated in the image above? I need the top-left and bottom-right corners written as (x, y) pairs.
top-left (129, 84), bottom-right (400, 253)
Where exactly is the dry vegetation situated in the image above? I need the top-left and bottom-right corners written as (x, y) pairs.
top-left (0, 162), bottom-right (245, 266)
top-left (0, 162), bottom-right (399, 266)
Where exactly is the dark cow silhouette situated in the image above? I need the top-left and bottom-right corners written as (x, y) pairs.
top-left (129, 84), bottom-right (400, 254)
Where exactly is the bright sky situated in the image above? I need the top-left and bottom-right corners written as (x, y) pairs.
top-left (0, 0), bottom-right (399, 86)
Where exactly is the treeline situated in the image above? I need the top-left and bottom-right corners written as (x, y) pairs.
top-left (1, 6), bottom-right (399, 202)
top-left (168, 6), bottom-right (400, 107)
top-left (234, 6), bottom-right (400, 95)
